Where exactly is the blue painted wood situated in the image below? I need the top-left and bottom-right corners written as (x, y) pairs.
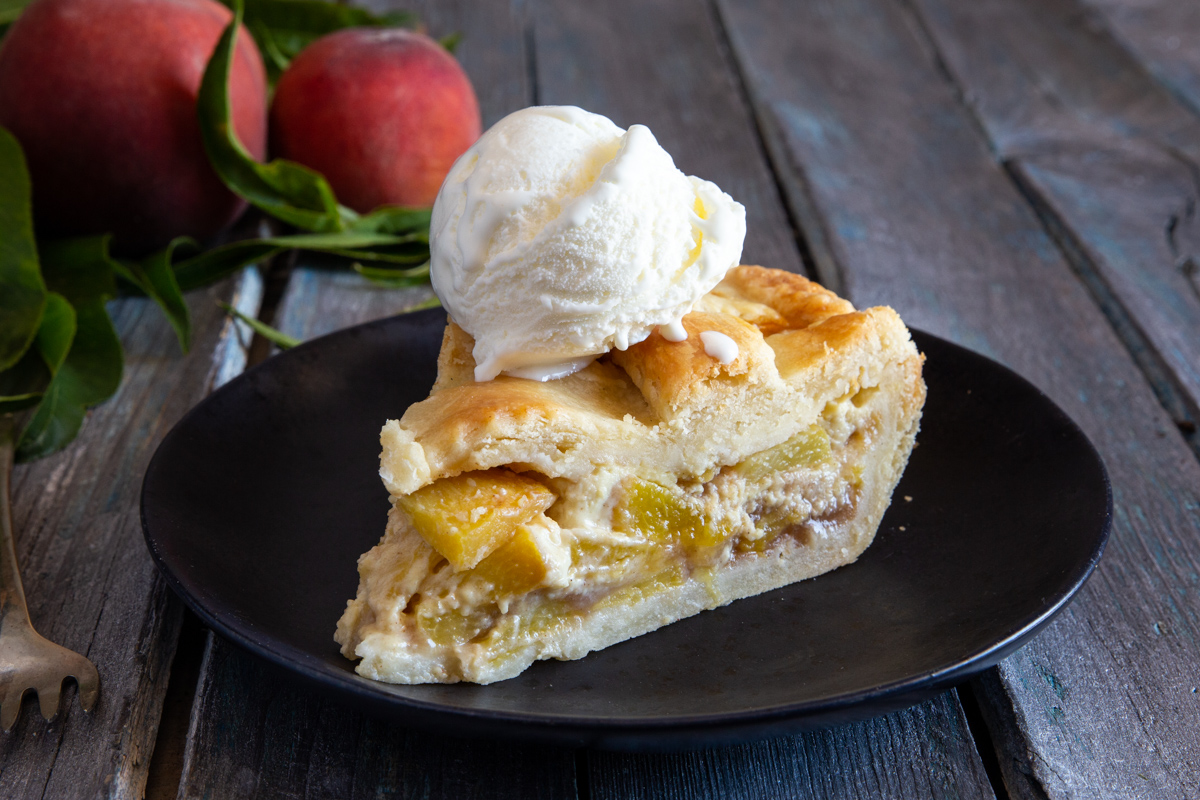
top-left (176, 2), bottom-right (999, 799)
top-left (178, 642), bottom-right (578, 800)
top-left (532, 0), bottom-right (804, 275)
top-left (172, 4), bottom-right (580, 799)
top-left (531, 1), bottom-right (996, 797)
top-left (271, 266), bottom-right (434, 344)
top-left (1085, 0), bottom-right (1200, 118)
top-left (913, 0), bottom-right (1200, 442)
top-left (587, 691), bottom-right (993, 800)
top-left (717, 0), bottom-right (1200, 796)
top-left (0, 271), bottom-right (255, 800)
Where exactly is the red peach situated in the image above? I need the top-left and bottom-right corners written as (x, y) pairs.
top-left (270, 28), bottom-right (481, 212)
top-left (0, 0), bottom-right (267, 251)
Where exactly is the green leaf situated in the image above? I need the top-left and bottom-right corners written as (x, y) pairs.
top-left (439, 32), bottom-right (462, 54)
top-left (349, 206), bottom-right (432, 236)
top-left (269, 231), bottom-right (421, 248)
top-left (199, 0), bottom-right (355, 232)
top-left (0, 349), bottom-right (48, 414)
top-left (218, 302), bottom-right (300, 349)
top-left (353, 261), bottom-right (431, 288)
top-left (41, 235), bottom-right (193, 352)
top-left (113, 238), bottom-right (193, 352)
top-left (230, 0), bottom-right (417, 76)
top-left (37, 237), bottom-right (119, 305)
top-left (35, 292), bottom-right (76, 375)
top-left (0, 393), bottom-right (41, 412)
top-left (173, 239), bottom-right (284, 292)
top-left (0, 292), bottom-right (75, 414)
top-left (16, 298), bottom-right (123, 462)
top-left (248, 20), bottom-right (292, 82)
top-left (0, 125), bottom-right (47, 372)
top-left (0, 0), bottom-right (33, 26)
top-left (13, 238), bottom-right (124, 461)
top-left (323, 248), bottom-right (429, 265)
top-left (172, 230), bottom-right (430, 291)
top-left (198, 0), bottom-right (435, 247)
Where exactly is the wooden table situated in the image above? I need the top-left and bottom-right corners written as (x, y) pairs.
top-left (4, 0), bottom-right (1200, 796)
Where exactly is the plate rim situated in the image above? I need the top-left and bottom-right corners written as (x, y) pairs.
top-left (140, 314), bottom-right (1113, 745)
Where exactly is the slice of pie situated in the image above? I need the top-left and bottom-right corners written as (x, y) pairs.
top-left (336, 266), bottom-right (926, 684)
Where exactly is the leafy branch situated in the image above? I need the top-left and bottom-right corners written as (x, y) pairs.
top-left (0, 0), bottom-right (438, 462)
top-left (218, 302), bottom-right (299, 349)
top-left (0, 128), bottom-right (123, 461)
top-left (0, 0), bottom-right (33, 36)
top-left (224, 0), bottom-right (418, 84)
top-left (199, 0), bottom-right (435, 243)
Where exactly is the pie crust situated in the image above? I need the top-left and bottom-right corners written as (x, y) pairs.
top-left (336, 266), bottom-right (926, 684)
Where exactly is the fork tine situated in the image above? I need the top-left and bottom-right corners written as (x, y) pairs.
top-left (1, 688), bottom-right (29, 731)
top-left (74, 664), bottom-right (100, 712)
top-left (36, 679), bottom-right (61, 721)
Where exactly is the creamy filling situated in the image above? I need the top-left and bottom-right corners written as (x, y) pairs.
top-left (375, 388), bottom-right (885, 659)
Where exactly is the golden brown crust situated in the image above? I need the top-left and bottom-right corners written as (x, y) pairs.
top-left (348, 265), bottom-right (927, 685)
top-left (431, 321), bottom-right (477, 394)
top-left (715, 265), bottom-right (854, 329)
top-left (381, 266), bottom-right (920, 496)
top-left (610, 310), bottom-right (771, 419)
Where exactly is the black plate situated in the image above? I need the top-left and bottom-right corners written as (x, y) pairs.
top-left (141, 309), bottom-right (1110, 749)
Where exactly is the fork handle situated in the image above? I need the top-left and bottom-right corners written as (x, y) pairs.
top-left (0, 415), bottom-right (32, 631)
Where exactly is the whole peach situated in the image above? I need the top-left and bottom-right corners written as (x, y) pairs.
top-left (270, 28), bottom-right (481, 212)
top-left (0, 0), bottom-right (267, 251)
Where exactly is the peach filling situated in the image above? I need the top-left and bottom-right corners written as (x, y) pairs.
top-left (396, 418), bottom-right (867, 652)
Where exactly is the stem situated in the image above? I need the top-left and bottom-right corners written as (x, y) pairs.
top-left (0, 414), bottom-right (31, 626)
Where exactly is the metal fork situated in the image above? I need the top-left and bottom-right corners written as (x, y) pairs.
top-left (0, 414), bottom-right (99, 731)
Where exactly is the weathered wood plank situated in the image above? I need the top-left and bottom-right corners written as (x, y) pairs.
top-left (530, 1), bottom-right (998, 797)
top-left (177, 2), bottom-right (998, 799)
top-left (271, 266), bottom-right (433, 344)
top-left (173, 4), bottom-right (581, 799)
top-left (911, 0), bottom-right (1200, 442)
top-left (0, 272), bottom-right (256, 800)
top-left (1084, 0), bottom-right (1200, 117)
top-left (587, 691), bottom-right (993, 800)
top-left (531, 0), bottom-right (803, 274)
top-left (716, 0), bottom-right (1200, 797)
top-left (177, 641), bottom-right (578, 800)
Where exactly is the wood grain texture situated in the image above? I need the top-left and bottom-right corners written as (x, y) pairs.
top-left (173, 4), bottom-right (580, 800)
top-left (0, 276), bottom-right (253, 800)
top-left (176, 2), bottom-right (999, 799)
top-left (911, 0), bottom-right (1200, 438)
top-left (587, 690), bottom-right (994, 800)
top-left (716, 0), bottom-right (1200, 797)
top-left (531, 0), bottom-right (803, 273)
top-left (177, 640), bottom-right (578, 800)
top-left (531, 1), bottom-right (997, 798)
top-left (1084, 0), bottom-right (1200, 117)
top-left (272, 267), bottom-right (435, 344)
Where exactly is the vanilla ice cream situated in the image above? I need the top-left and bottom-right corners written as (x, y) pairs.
top-left (429, 106), bottom-right (746, 381)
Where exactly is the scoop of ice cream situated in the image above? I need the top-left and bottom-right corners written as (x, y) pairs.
top-left (429, 105), bottom-right (747, 381)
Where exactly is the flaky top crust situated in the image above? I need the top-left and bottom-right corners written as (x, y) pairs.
top-left (380, 266), bottom-right (922, 496)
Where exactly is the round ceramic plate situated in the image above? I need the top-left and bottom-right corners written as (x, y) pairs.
top-left (141, 309), bottom-right (1110, 749)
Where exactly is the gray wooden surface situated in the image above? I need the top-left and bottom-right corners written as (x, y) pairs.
top-left (4, 0), bottom-right (1200, 797)
top-left (172, 1), bottom-right (998, 799)
top-left (0, 274), bottom-right (256, 799)
top-left (717, 0), bottom-right (1200, 796)
top-left (912, 0), bottom-right (1200, 450)
top-left (585, 692), bottom-right (993, 800)
top-left (1085, 0), bottom-right (1200, 117)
